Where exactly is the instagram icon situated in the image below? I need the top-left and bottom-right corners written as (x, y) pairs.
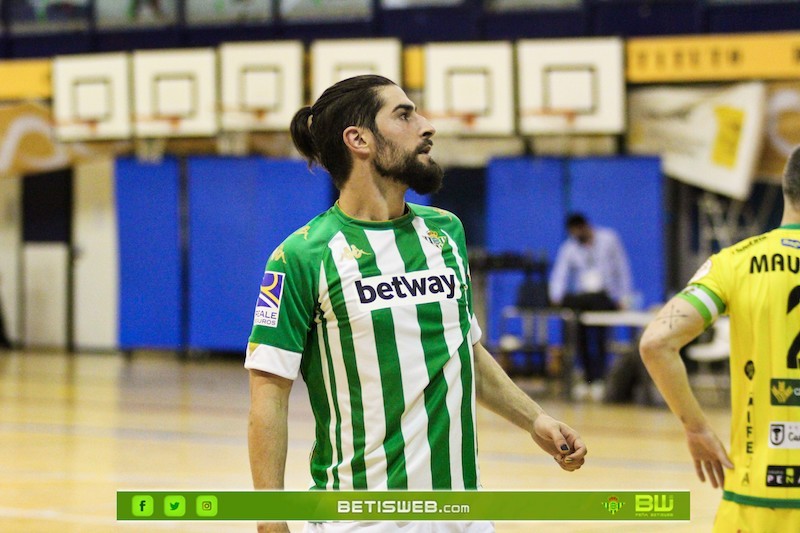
top-left (196, 495), bottom-right (218, 517)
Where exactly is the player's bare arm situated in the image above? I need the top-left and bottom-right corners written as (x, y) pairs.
top-left (639, 297), bottom-right (733, 487)
top-left (248, 355), bottom-right (293, 533)
top-left (473, 342), bottom-right (587, 471)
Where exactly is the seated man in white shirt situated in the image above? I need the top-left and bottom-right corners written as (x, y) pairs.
top-left (548, 213), bottom-right (633, 401)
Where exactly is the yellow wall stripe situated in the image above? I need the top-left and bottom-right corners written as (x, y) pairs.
top-left (0, 60), bottom-right (52, 100)
top-left (628, 32), bottom-right (800, 83)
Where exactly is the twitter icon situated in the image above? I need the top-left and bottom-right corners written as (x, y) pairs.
top-left (164, 495), bottom-right (186, 517)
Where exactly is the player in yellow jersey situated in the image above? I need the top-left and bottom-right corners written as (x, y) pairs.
top-left (640, 146), bottom-right (800, 532)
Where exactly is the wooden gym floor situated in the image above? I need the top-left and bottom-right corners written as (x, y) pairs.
top-left (0, 349), bottom-right (729, 532)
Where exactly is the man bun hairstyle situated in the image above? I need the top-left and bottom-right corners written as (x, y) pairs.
top-left (290, 106), bottom-right (316, 164)
top-left (290, 75), bottom-right (396, 190)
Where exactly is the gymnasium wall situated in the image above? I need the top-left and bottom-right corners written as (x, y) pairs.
top-left (485, 156), bottom-right (663, 345)
top-left (0, 178), bottom-right (20, 345)
top-left (116, 157), bottom-right (334, 351)
top-left (107, 154), bottom-right (662, 352)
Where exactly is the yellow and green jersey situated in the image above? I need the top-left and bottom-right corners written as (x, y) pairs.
top-left (246, 203), bottom-right (481, 491)
top-left (679, 224), bottom-right (800, 508)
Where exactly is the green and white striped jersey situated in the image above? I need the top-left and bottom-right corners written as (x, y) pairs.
top-left (246, 202), bottom-right (482, 491)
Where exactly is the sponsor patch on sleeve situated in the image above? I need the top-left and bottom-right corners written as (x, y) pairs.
top-left (253, 271), bottom-right (285, 328)
top-left (688, 258), bottom-right (712, 284)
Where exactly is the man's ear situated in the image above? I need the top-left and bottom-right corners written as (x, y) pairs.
top-left (343, 126), bottom-right (371, 158)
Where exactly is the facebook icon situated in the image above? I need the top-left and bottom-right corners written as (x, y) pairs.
top-left (132, 495), bottom-right (154, 517)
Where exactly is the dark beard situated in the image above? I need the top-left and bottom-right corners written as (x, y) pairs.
top-left (373, 136), bottom-right (444, 195)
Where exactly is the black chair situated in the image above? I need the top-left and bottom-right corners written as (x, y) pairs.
top-left (497, 270), bottom-right (552, 377)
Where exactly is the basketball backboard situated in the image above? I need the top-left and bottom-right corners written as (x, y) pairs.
top-left (132, 48), bottom-right (217, 138)
top-left (219, 41), bottom-right (303, 132)
top-left (53, 53), bottom-right (131, 141)
top-left (517, 38), bottom-right (625, 135)
top-left (424, 42), bottom-right (514, 136)
top-left (311, 39), bottom-right (402, 100)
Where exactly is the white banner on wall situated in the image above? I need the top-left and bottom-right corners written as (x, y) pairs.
top-left (758, 82), bottom-right (800, 182)
top-left (628, 82), bottom-right (767, 200)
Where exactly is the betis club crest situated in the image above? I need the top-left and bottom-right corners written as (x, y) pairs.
top-left (603, 496), bottom-right (624, 515)
top-left (424, 230), bottom-right (447, 249)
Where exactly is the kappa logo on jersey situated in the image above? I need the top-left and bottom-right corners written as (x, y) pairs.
top-left (766, 466), bottom-right (800, 487)
top-left (433, 207), bottom-right (453, 220)
top-left (271, 244), bottom-right (287, 264)
top-left (770, 422), bottom-right (800, 448)
top-left (354, 268), bottom-right (461, 311)
top-left (341, 244), bottom-right (371, 261)
top-left (254, 271), bottom-right (285, 328)
top-left (771, 379), bottom-right (800, 406)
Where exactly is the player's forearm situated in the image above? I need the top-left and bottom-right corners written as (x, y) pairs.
top-left (639, 333), bottom-right (708, 432)
top-left (248, 407), bottom-right (288, 489)
top-left (248, 369), bottom-right (292, 490)
top-left (474, 342), bottom-right (544, 432)
top-left (640, 297), bottom-right (711, 432)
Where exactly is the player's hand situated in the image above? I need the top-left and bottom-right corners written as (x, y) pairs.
top-left (531, 414), bottom-right (587, 472)
top-left (685, 426), bottom-right (733, 488)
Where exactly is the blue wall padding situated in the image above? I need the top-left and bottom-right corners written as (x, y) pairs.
top-left (568, 157), bottom-right (664, 310)
top-left (485, 158), bottom-right (566, 344)
top-left (187, 158), bottom-right (333, 351)
top-left (484, 156), bottom-right (664, 346)
top-left (116, 157), bottom-right (182, 349)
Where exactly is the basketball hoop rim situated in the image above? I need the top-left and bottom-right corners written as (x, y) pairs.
top-left (520, 107), bottom-right (580, 123)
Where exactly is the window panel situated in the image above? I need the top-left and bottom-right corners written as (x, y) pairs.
top-left (280, 0), bottom-right (372, 22)
top-left (96, 0), bottom-right (178, 29)
top-left (186, 0), bottom-right (272, 26)
top-left (6, 0), bottom-right (90, 34)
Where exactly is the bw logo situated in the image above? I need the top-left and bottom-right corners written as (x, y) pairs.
top-left (635, 494), bottom-right (674, 513)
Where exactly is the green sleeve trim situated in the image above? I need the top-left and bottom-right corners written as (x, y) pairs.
top-left (723, 490), bottom-right (800, 509)
top-left (677, 284), bottom-right (727, 329)
top-left (695, 284), bottom-right (726, 314)
top-left (677, 291), bottom-right (713, 328)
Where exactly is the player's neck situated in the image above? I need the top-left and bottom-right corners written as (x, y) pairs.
top-left (780, 196), bottom-right (800, 227)
top-left (338, 167), bottom-right (407, 221)
top-left (781, 213), bottom-right (800, 226)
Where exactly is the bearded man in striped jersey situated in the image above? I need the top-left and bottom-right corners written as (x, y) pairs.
top-left (246, 75), bottom-right (587, 533)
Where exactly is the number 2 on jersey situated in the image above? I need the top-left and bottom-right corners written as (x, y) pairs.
top-left (788, 286), bottom-right (800, 369)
